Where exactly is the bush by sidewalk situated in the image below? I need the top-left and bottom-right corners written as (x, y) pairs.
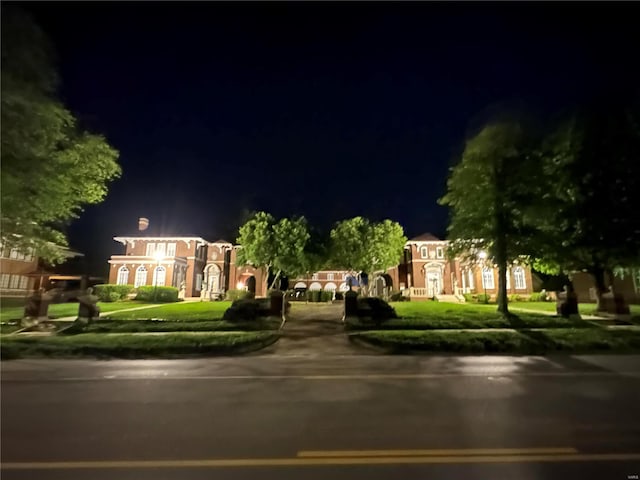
top-left (352, 329), bottom-right (640, 354)
top-left (1, 331), bottom-right (279, 360)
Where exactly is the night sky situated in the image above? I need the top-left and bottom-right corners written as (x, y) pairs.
top-left (20, 2), bottom-right (639, 275)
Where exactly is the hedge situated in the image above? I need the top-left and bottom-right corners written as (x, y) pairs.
top-left (135, 286), bottom-right (179, 302)
top-left (94, 284), bottom-right (134, 302)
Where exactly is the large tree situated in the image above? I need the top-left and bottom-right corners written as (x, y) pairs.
top-left (1, 7), bottom-right (121, 262)
top-left (329, 217), bottom-right (406, 293)
top-left (235, 212), bottom-right (311, 289)
top-left (531, 94), bottom-right (640, 309)
top-left (439, 122), bottom-right (536, 315)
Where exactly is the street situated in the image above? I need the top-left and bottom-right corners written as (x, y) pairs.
top-left (2, 354), bottom-right (640, 479)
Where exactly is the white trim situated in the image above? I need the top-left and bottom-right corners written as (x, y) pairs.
top-left (513, 266), bottom-right (526, 290)
top-left (114, 236), bottom-right (209, 245)
top-left (482, 268), bottom-right (495, 289)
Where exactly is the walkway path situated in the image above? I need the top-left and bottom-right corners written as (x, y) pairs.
top-left (262, 303), bottom-right (373, 356)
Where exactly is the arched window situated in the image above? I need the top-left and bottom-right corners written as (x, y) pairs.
top-left (324, 282), bottom-right (337, 291)
top-left (117, 266), bottom-right (129, 285)
top-left (135, 266), bottom-right (147, 287)
top-left (293, 282), bottom-right (307, 289)
top-left (339, 282), bottom-right (349, 292)
top-left (513, 267), bottom-right (526, 290)
top-left (482, 268), bottom-right (495, 289)
top-left (309, 282), bottom-right (322, 291)
top-left (153, 266), bottom-right (166, 287)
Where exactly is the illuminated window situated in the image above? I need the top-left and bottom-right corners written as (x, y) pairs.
top-left (1, 274), bottom-right (9, 288)
top-left (327, 273), bottom-right (334, 281)
top-left (312, 273), bottom-right (319, 280)
top-left (145, 243), bottom-right (156, 257)
top-left (19, 276), bottom-right (28, 289)
top-left (135, 266), bottom-right (147, 287)
top-left (155, 243), bottom-right (166, 257)
top-left (513, 267), bottom-right (526, 290)
top-left (482, 268), bottom-right (495, 289)
top-left (153, 266), bottom-right (166, 286)
top-left (117, 266), bottom-right (129, 285)
top-left (10, 275), bottom-right (20, 289)
top-left (167, 243), bottom-right (176, 257)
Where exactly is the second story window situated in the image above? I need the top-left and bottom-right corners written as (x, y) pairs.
top-left (420, 246), bottom-right (428, 259)
top-left (436, 247), bottom-right (444, 259)
top-left (156, 243), bottom-right (166, 258)
top-left (167, 243), bottom-right (176, 257)
top-left (327, 273), bottom-right (334, 281)
top-left (312, 273), bottom-right (319, 280)
top-left (146, 243), bottom-right (156, 257)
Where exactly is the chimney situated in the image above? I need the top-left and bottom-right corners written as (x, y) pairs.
top-left (138, 217), bottom-right (149, 231)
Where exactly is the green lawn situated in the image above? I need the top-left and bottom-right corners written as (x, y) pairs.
top-left (0, 299), bottom-right (158, 322)
top-left (353, 328), bottom-right (640, 354)
top-left (510, 301), bottom-right (640, 316)
top-left (76, 318), bottom-right (281, 334)
top-left (390, 301), bottom-right (554, 323)
top-left (105, 301), bottom-right (232, 321)
top-left (1, 331), bottom-right (279, 360)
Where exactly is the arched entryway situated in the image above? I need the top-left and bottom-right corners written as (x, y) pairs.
top-left (246, 276), bottom-right (256, 295)
top-left (205, 263), bottom-right (221, 299)
top-left (425, 263), bottom-right (443, 297)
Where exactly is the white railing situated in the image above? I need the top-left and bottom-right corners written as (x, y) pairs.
top-left (410, 287), bottom-right (429, 297)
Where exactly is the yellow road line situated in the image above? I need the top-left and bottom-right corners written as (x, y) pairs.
top-left (298, 447), bottom-right (579, 457)
top-left (3, 453), bottom-right (640, 470)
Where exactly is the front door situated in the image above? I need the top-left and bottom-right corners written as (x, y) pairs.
top-left (427, 271), bottom-right (441, 297)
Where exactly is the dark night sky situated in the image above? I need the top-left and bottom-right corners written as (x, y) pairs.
top-left (19, 2), bottom-right (640, 275)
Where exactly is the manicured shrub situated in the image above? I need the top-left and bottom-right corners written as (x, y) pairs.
top-left (463, 293), bottom-right (474, 303)
top-left (321, 291), bottom-right (333, 302)
top-left (508, 294), bottom-right (522, 302)
top-left (94, 284), bottom-right (134, 302)
top-left (529, 291), bottom-right (550, 302)
top-left (225, 289), bottom-right (251, 301)
top-left (476, 293), bottom-right (490, 304)
top-left (135, 286), bottom-right (179, 303)
top-left (334, 292), bottom-right (344, 301)
top-left (390, 291), bottom-right (410, 302)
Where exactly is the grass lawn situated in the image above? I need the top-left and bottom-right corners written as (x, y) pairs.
top-left (353, 328), bottom-right (640, 354)
top-left (510, 301), bottom-right (640, 317)
top-left (389, 301), bottom-right (562, 325)
top-left (0, 299), bottom-right (158, 322)
top-left (347, 315), bottom-right (591, 331)
top-left (74, 318), bottom-right (281, 334)
top-left (105, 301), bottom-right (232, 321)
top-left (1, 331), bottom-right (279, 360)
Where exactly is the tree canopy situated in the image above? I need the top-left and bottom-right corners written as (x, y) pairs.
top-left (439, 121), bottom-right (536, 314)
top-left (1, 7), bottom-right (121, 262)
top-left (235, 212), bottom-right (311, 289)
top-left (530, 94), bottom-right (640, 305)
top-left (329, 217), bottom-right (407, 281)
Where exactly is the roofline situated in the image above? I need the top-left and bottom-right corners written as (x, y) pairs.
top-left (113, 236), bottom-right (210, 244)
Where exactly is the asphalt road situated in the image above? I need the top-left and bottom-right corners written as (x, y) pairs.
top-left (2, 355), bottom-right (640, 479)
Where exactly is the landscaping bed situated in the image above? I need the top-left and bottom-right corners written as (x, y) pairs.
top-left (67, 318), bottom-right (281, 334)
top-left (346, 315), bottom-right (591, 330)
top-left (1, 331), bottom-right (279, 360)
top-left (352, 328), bottom-right (640, 355)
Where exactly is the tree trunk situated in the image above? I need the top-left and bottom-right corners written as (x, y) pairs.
top-left (269, 269), bottom-right (282, 291)
top-left (592, 265), bottom-right (607, 312)
top-left (495, 238), bottom-right (509, 315)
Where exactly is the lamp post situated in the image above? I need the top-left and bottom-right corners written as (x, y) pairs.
top-left (153, 250), bottom-right (164, 302)
top-left (478, 251), bottom-right (488, 301)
